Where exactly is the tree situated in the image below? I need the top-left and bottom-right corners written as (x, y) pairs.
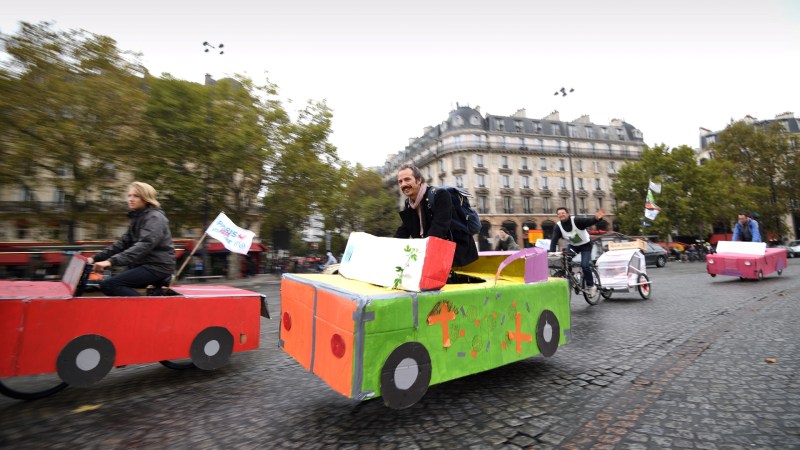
top-left (329, 164), bottom-right (401, 237)
top-left (612, 144), bottom-right (746, 239)
top-left (261, 100), bottom-right (342, 245)
top-left (709, 121), bottom-right (794, 238)
top-left (138, 74), bottom-right (273, 233)
top-left (0, 22), bottom-right (149, 242)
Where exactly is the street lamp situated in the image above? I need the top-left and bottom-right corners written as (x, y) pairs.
top-left (554, 87), bottom-right (579, 215)
top-left (201, 42), bottom-right (224, 275)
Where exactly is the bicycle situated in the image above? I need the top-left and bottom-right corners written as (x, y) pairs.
top-left (549, 249), bottom-right (604, 305)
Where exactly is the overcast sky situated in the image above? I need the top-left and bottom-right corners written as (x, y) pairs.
top-left (3, 0), bottom-right (798, 167)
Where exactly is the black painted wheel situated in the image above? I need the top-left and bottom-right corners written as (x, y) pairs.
top-left (0, 376), bottom-right (68, 400)
top-left (600, 288), bottom-right (613, 299)
top-left (637, 273), bottom-right (651, 299)
top-left (536, 310), bottom-right (560, 357)
top-left (656, 255), bottom-right (667, 268)
top-left (189, 327), bottom-right (233, 370)
top-left (159, 360), bottom-right (196, 370)
top-left (380, 342), bottom-right (431, 410)
top-left (56, 334), bottom-right (116, 387)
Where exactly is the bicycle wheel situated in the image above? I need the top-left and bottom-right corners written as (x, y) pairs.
top-left (637, 273), bottom-right (651, 299)
top-left (582, 267), bottom-right (601, 305)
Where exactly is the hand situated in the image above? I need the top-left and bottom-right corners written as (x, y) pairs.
top-left (93, 260), bottom-right (111, 272)
top-left (87, 257), bottom-right (94, 264)
top-left (595, 208), bottom-right (606, 220)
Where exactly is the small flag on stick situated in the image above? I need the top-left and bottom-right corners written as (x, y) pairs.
top-left (206, 212), bottom-right (255, 255)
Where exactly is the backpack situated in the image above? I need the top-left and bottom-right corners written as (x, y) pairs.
top-left (427, 186), bottom-right (481, 235)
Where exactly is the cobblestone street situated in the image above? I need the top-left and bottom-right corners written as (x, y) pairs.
top-left (2, 259), bottom-right (799, 449)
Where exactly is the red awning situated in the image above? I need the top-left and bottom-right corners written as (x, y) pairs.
top-left (206, 242), bottom-right (266, 253)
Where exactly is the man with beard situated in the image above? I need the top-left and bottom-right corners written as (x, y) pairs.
top-left (394, 164), bottom-right (478, 268)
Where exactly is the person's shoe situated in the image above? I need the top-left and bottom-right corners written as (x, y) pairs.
top-left (588, 286), bottom-right (597, 297)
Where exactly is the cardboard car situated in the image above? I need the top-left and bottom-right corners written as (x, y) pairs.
top-left (706, 241), bottom-right (787, 281)
top-left (279, 235), bottom-right (570, 409)
top-left (0, 255), bottom-right (269, 400)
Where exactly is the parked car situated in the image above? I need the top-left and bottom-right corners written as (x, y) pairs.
top-left (781, 240), bottom-right (799, 258)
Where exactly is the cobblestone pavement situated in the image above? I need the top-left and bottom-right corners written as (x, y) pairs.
top-left (1, 259), bottom-right (799, 449)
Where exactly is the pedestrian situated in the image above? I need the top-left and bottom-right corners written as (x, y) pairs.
top-left (394, 163), bottom-right (478, 267)
top-left (87, 181), bottom-right (176, 296)
top-left (732, 212), bottom-right (761, 242)
top-left (548, 207), bottom-right (605, 297)
top-left (495, 227), bottom-right (520, 251)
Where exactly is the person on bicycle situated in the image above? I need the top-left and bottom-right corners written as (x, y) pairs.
top-left (548, 207), bottom-right (605, 297)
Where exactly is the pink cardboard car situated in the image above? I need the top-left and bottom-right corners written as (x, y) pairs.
top-left (706, 241), bottom-right (787, 281)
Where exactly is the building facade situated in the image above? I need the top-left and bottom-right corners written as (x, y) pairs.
top-left (381, 105), bottom-right (646, 248)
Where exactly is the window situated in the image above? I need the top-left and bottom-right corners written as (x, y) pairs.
top-left (503, 196), bottom-right (513, 214)
top-left (577, 178), bottom-right (584, 190)
top-left (438, 159), bottom-right (445, 172)
top-left (515, 120), bottom-right (523, 132)
top-left (535, 139), bottom-right (544, 150)
top-left (19, 186), bottom-right (34, 202)
top-left (576, 160), bottom-right (583, 172)
top-left (617, 128), bottom-right (626, 139)
top-left (540, 177), bottom-right (549, 189)
top-left (558, 159), bottom-right (566, 171)
top-left (101, 190), bottom-right (115, 202)
top-left (454, 135), bottom-right (464, 148)
top-left (579, 198), bottom-right (587, 214)
top-left (521, 157), bottom-right (528, 170)
top-left (502, 175), bottom-right (510, 188)
top-left (426, 166), bottom-right (432, 178)
top-left (478, 174), bottom-right (486, 187)
top-left (568, 124), bottom-right (577, 137)
top-left (501, 155), bottom-right (509, 169)
top-left (495, 118), bottom-right (504, 130)
top-left (478, 195), bottom-right (488, 214)
top-left (593, 161), bottom-right (600, 173)
top-left (522, 176), bottom-right (530, 188)
top-left (559, 177), bottom-right (567, 189)
top-left (101, 162), bottom-right (116, 180)
top-left (457, 156), bottom-right (466, 170)
top-left (594, 178), bottom-right (601, 190)
top-left (533, 122), bottom-right (542, 133)
top-left (56, 164), bottom-right (70, 177)
top-left (470, 115), bottom-right (481, 125)
top-left (608, 161), bottom-right (617, 173)
top-left (523, 197), bottom-right (532, 214)
top-left (585, 126), bottom-right (594, 139)
top-left (552, 124), bottom-right (561, 135)
top-left (597, 198), bottom-right (603, 209)
top-left (539, 158), bottom-right (547, 171)
top-left (542, 197), bottom-right (551, 213)
top-left (456, 175), bottom-right (464, 188)
top-left (54, 189), bottom-right (66, 205)
top-left (600, 127), bottom-right (609, 139)
top-left (475, 154), bottom-right (484, 168)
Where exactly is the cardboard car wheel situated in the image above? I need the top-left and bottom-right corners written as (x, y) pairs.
top-left (536, 310), bottom-right (560, 357)
top-left (159, 360), bottom-right (196, 370)
top-left (190, 327), bottom-right (233, 370)
top-left (381, 342), bottom-right (431, 409)
top-left (56, 334), bottom-right (116, 387)
top-left (0, 377), bottom-right (68, 400)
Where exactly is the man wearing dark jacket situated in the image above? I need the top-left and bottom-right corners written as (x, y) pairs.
top-left (549, 206), bottom-right (605, 297)
top-left (394, 164), bottom-right (478, 267)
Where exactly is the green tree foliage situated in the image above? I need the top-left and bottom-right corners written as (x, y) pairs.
top-left (0, 22), bottom-right (149, 241)
top-left (709, 121), bottom-right (794, 237)
top-left (261, 100), bottom-right (342, 238)
top-left (612, 144), bottom-right (745, 238)
top-left (329, 164), bottom-right (401, 237)
top-left (138, 75), bottom-right (275, 232)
